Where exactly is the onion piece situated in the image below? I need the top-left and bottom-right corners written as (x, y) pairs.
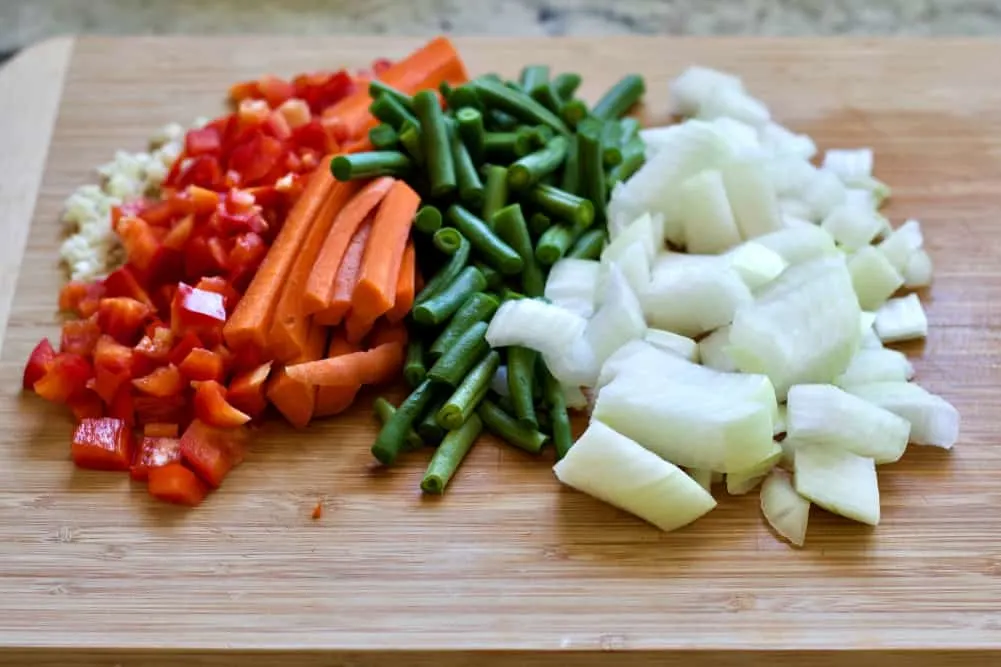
top-left (726, 441), bottom-right (782, 495)
top-left (848, 246), bottom-right (905, 311)
top-left (822, 148), bottom-right (873, 184)
top-left (759, 122), bottom-right (816, 160)
top-left (563, 384), bottom-right (589, 411)
top-left (794, 445), bottom-right (880, 526)
top-left (874, 294), bottom-right (927, 343)
top-left (753, 226), bottom-right (837, 265)
top-left (843, 381), bottom-right (960, 449)
top-left (800, 169), bottom-right (847, 221)
top-left (678, 169), bottom-right (742, 254)
top-left (544, 258), bottom-right (601, 319)
top-left (835, 348), bottom-right (914, 387)
top-left (877, 219), bottom-right (923, 272)
top-left (585, 265), bottom-right (646, 366)
top-left (698, 325), bottom-right (737, 372)
top-left (687, 468), bottom-right (715, 492)
top-left (669, 66), bottom-right (744, 117)
top-left (760, 469), bottom-right (810, 547)
top-left (486, 299), bottom-right (586, 359)
top-left (643, 328), bottom-right (699, 362)
top-left (721, 159), bottom-right (783, 239)
top-left (774, 404), bottom-right (787, 436)
top-left (821, 204), bottom-right (881, 251)
top-left (641, 255), bottom-right (752, 337)
top-left (728, 241), bottom-right (788, 290)
top-left (600, 241), bottom-right (651, 300)
top-left (604, 211), bottom-right (662, 262)
top-left (903, 249), bottom-right (933, 288)
top-left (697, 87), bottom-right (771, 127)
top-left (709, 117), bottom-right (761, 156)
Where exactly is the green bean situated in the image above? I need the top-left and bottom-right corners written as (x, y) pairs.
top-left (404, 339), bottom-right (427, 388)
top-left (481, 164), bottom-right (509, 227)
top-left (478, 399), bottom-right (548, 454)
top-left (427, 321), bottom-right (490, 387)
top-left (371, 379), bottom-right (441, 465)
top-left (370, 94), bottom-right (419, 131)
top-left (483, 132), bottom-right (518, 162)
top-left (600, 121), bottom-right (624, 167)
top-left (412, 266), bottom-right (487, 327)
top-left (619, 117), bottom-right (640, 144)
top-left (414, 90), bottom-right (456, 198)
top-left (414, 235), bottom-right (470, 305)
top-left (606, 137), bottom-right (645, 191)
top-left (417, 399), bottom-right (447, 445)
top-left (567, 228), bottom-right (606, 260)
top-left (456, 108), bottom-right (485, 163)
top-left (552, 73), bottom-right (582, 101)
top-left (369, 123), bottom-right (399, 150)
top-left (535, 224), bottom-right (577, 265)
top-left (560, 99), bottom-right (589, 128)
top-left (528, 212), bottom-right (552, 237)
top-left (513, 127), bottom-right (536, 158)
top-left (449, 83), bottom-right (482, 111)
top-left (432, 227), bottom-right (464, 255)
top-left (475, 73), bottom-right (503, 84)
top-left (559, 136), bottom-right (580, 195)
top-left (519, 65), bottom-right (550, 94)
top-left (421, 414), bottom-right (483, 494)
top-left (369, 81), bottom-right (415, 111)
top-left (373, 397), bottom-right (423, 451)
top-left (398, 121), bottom-right (425, 166)
top-left (492, 204), bottom-right (545, 297)
top-left (577, 118), bottom-right (607, 223)
top-left (331, 152), bottom-right (412, 181)
top-left (437, 351), bottom-right (499, 431)
top-left (528, 184), bottom-right (594, 230)
top-left (532, 125), bottom-right (555, 146)
top-left (471, 78), bottom-right (570, 136)
top-left (446, 204), bottom-right (524, 275)
top-left (413, 205), bottom-right (443, 235)
top-left (499, 286), bottom-right (526, 302)
top-left (429, 292), bottom-right (500, 361)
top-left (445, 120), bottom-right (485, 208)
top-left (530, 81), bottom-right (563, 114)
top-left (507, 135), bottom-right (569, 192)
top-left (486, 109), bottom-right (519, 132)
top-left (506, 347), bottom-right (538, 429)
top-left (592, 74), bottom-right (645, 120)
top-left (474, 260), bottom-right (502, 289)
top-left (438, 80), bottom-right (454, 104)
top-left (539, 365), bottom-right (573, 460)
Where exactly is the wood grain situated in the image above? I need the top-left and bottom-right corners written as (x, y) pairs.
top-left (2, 37), bottom-right (1001, 666)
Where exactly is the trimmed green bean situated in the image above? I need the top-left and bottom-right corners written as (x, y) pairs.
top-left (592, 74), bottom-right (645, 120)
top-left (499, 286), bottom-right (526, 302)
top-left (530, 81), bottom-right (563, 113)
top-left (528, 184), bottom-right (594, 230)
top-left (456, 107), bottom-right (485, 163)
top-left (481, 164), bottom-right (509, 227)
top-left (619, 117), bottom-right (640, 144)
top-left (412, 266), bottom-right (487, 327)
top-left (539, 366), bottom-right (573, 460)
top-left (331, 152), bottom-right (412, 181)
top-left (437, 351), bottom-right (499, 430)
top-left (528, 212), bottom-right (552, 237)
top-left (449, 83), bottom-right (482, 111)
top-left (535, 224), bottom-right (576, 265)
top-left (559, 135), bottom-right (580, 195)
top-left (552, 73), bottom-right (582, 101)
top-left (577, 118), bottom-right (607, 223)
top-left (519, 65), bottom-right (550, 94)
top-left (560, 99), bottom-right (588, 128)
top-left (474, 260), bottom-right (502, 289)
top-left (370, 94), bottom-right (419, 131)
top-left (483, 132), bottom-right (518, 162)
top-left (507, 135), bottom-right (569, 191)
top-left (492, 204), bottom-right (545, 297)
top-left (506, 346), bottom-right (538, 429)
top-left (413, 205), bottom-right (443, 235)
top-left (373, 397), bottom-right (423, 450)
top-left (439, 80), bottom-right (454, 103)
top-left (432, 227), bottom-right (464, 255)
top-left (478, 399), bottom-right (548, 454)
top-left (486, 109), bottom-right (519, 131)
top-left (427, 321), bottom-right (490, 387)
top-left (371, 379), bottom-right (440, 465)
top-left (429, 292), bottom-right (500, 361)
top-left (447, 119), bottom-right (485, 208)
top-left (398, 120), bottom-right (424, 166)
top-left (513, 127), bottom-right (536, 158)
top-left (421, 414), bottom-right (483, 494)
top-left (446, 204), bottom-right (524, 275)
top-left (417, 401), bottom-right (447, 445)
top-left (567, 228), bottom-right (606, 260)
top-left (532, 125), bottom-right (555, 146)
top-left (369, 123), bottom-right (399, 150)
top-left (414, 235), bottom-right (470, 305)
top-left (471, 78), bottom-right (570, 136)
top-left (369, 81), bottom-right (415, 112)
top-left (600, 121), bottom-right (624, 167)
top-left (404, 339), bottom-right (427, 388)
top-left (495, 392), bottom-right (516, 416)
top-left (414, 90), bottom-right (456, 197)
top-left (606, 136), bottom-right (645, 191)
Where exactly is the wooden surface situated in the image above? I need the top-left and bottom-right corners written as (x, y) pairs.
top-left (1, 37), bottom-right (1000, 666)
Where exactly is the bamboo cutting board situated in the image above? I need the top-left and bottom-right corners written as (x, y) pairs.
top-left (1, 36), bottom-right (1000, 667)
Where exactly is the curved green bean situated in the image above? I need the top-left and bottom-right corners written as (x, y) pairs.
top-left (429, 292), bottom-right (500, 361)
top-left (437, 351), bottom-right (499, 431)
top-left (421, 414), bottom-right (483, 494)
top-left (412, 266), bottom-right (487, 327)
top-left (446, 204), bottom-right (524, 275)
top-left (371, 379), bottom-right (440, 465)
top-left (414, 234), bottom-right (470, 305)
top-left (427, 321), bottom-right (490, 387)
top-left (477, 399), bottom-right (548, 454)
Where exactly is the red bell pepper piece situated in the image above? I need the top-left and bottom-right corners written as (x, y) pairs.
top-left (257, 74), bottom-right (295, 108)
top-left (98, 297), bottom-right (153, 345)
top-left (171, 283), bottom-right (226, 335)
top-left (59, 280), bottom-right (106, 317)
top-left (172, 186), bottom-right (219, 217)
top-left (23, 338), bottom-right (55, 390)
top-left (167, 331), bottom-right (203, 367)
top-left (192, 380), bottom-right (251, 428)
top-left (147, 463), bottom-right (208, 506)
top-left (162, 213), bottom-right (195, 251)
top-left (132, 364), bottom-right (184, 397)
top-left (68, 390), bottom-right (105, 421)
top-left (138, 199), bottom-right (177, 227)
top-left (185, 127), bottom-right (223, 157)
top-left (178, 347), bottom-right (225, 382)
top-left (179, 419), bottom-right (248, 487)
top-left (264, 110), bottom-right (292, 141)
top-left (111, 199), bottom-right (147, 231)
top-left (130, 435), bottom-right (182, 481)
top-left (60, 315), bottom-right (102, 356)
top-left (71, 417), bottom-right (134, 471)
top-left (276, 98), bottom-right (311, 129)
top-left (229, 231), bottom-right (266, 276)
top-left (33, 353), bottom-right (93, 403)
top-left (135, 325), bottom-right (174, 365)
top-left (226, 361), bottom-right (272, 420)
top-left (117, 216), bottom-right (162, 274)
top-left (109, 384), bottom-right (135, 426)
top-left (144, 422), bottom-right (179, 438)
top-left (93, 334), bottom-right (135, 374)
top-left (228, 80), bottom-right (260, 104)
top-left (134, 394), bottom-right (189, 427)
top-left (103, 266), bottom-right (154, 308)
top-left (176, 155), bottom-right (224, 190)
top-left (194, 276), bottom-right (240, 313)
top-left (183, 236), bottom-right (227, 279)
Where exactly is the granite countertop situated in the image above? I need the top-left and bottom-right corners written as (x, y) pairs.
top-left (3, 0), bottom-right (1001, 57)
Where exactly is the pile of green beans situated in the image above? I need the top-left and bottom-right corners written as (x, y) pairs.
top-left (335, 66), bottom-right (646, 494)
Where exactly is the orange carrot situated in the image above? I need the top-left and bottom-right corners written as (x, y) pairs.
top-left (346, 180), bottom-right (420, 342)
top-left (386, 240), bottom-right (416, 324)
top-left (285, 342), bottom-right (404, 387)
top-left (369, 320), bottom-right (409, 348)
top-left (224, 162), bottom-right (336, 352)
top-left (315, 336), bottom-right (363, 418)
top-left (314, 217), bottom-right (373, 326)
top-left (303, 177), bottom-right (395, 316)
top-left (266, 323), bottom-right (328, 428)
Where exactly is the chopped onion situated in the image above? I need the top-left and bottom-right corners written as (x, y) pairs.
top-left (677, 169), bottom-right (742, 254)
top-left (877, 219), bottom-right (923, 272)
top-left (728, 241), bottom-right (788, 290)
top-left (604, 211), bottom-right (662, 262)
top-left (861, 327), bottom-right (884, 349)
top-left (721, 159), bottom-right (783, 239)
top-left (688, 468), bottom-right (715, 492)
top-left (821, 205), bottom-right (881, 251)
top-left (903, 249), bottom-right (933, 288)
top-left (800, 169), bottom-right (847, 221)
top-left (844, 382), bottom-right (960, 449)
top-left (554, 421), bottom-right (717, 532)
top-left (760, 469), bottom-right (810, 547)
top-left (753, 226), bottom-right (837, 265)
top-left (641, 255), bottom-right (752, 337)
top-left (794, 445), bottom-right (880, 526)
top-left (709, 117), bottom-right (761, 156)
top-left (544, 258), bottom-right (600, 319)
top-left (563, 384), bottom-right (589, 411)
top-left (759, 122), bottom-right (816, 160)
top-left (726, 441), bottom-right (782, 495)
top-left (835, 348), bottom-right (915, 387)
top-left (848, 246), bottom-right (905, 311)
top-left (874, 294), bottom-right (927, 343)
top-left (585, 265), bottom-right (646, 365)
top-left (853, 174), bottom-right (892, 206)
top-left (486, 298), bottom-right (586, 359)
top-left (543, 335), bottom-right (600, 388)
top-left (843, 187), bottom-right (876, 212)
top-left (600, 241), bottom-right (651, 300)
top-left (822, 148), bottom-right (873, 185)
top-left (786, 384), bottom-right (911, 464)
top-left (860, 310), bottom-right (877, 336)
top-left (698, 325), bottom-right (737, 372)
top-left (644, 328), bottom-right (699, 362)
top-left (669, 66), bottom-right (744, 117)
top-left (767, 158), bottom-right (821, 199)
top-left (781, 213), bottom-right (816, 230)
top-left (698, 87), bottom-right (771, 127)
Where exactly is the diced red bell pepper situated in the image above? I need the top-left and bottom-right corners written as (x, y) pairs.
top-left (71, 417), bottom-right (134, 471)
top-left (297, 70), bottom-right (355, 114)
top-left (134, 393), bottom-right (189, 427)
top-left (172, 186), bottom-right (219, 217)
top-left (33, 353), bottom-right (93, 403)
top-left (229, 231), bottom-right (266, 276)
top-left (167, 331), bottom-right (203, 367)
top-left (135, 325), bottom-right (174, 365)
top-left (185, 126), bottom-right (222, 157)
top-left (184, 236), bottom-right (227, 279)
top-left (109, 384), bottom-right (135, 426)
top-left (291, 119), bottom-right (337, 155)
top-left (178, 347), bottom-right (225, 382)
top-left (68, 390), bottom-right (105, 420)
top-left (93, 334), bottom-right (135, 375)
top-left (264, 110), bottom-right (292, 141)
top-left (192, 380), bottom-right (251, 428)
top-left (111, 199), bottom-right (147, 232)
top-left (176, 155), bottom-right (224, 190)
top-left (60, 315), bottom-right (102, 356)
top-left (118, 216), bottom-right (171, 278)
top-left (132, 364), bottom-right (184, 397)
top-left (257, 74), bottom-right (295, 108)
top-left (162, 214), bottom-right (195, 251)
top-left (103, 266), bottom-right (153, 308)
top-left (23, 338), bottom-right (55, 390)
top-left (226, 361), bottom-right (272, 420)
top-left (179, 419), bottom-right (248, 488)
top-left (147, 463), bottom-right (208, 506)
top-left (98, 297), bottom-right (153, 345)
top-left (276, 98), bottom-right (311, 129)
top-left (231, 134), bottom-right (285, 184)
top-left (154, 284), bottom-right (177, 320)
top-left (144, 422), bottom-right (179, 438)
top-left (194, 276), bottom-right (240, 313)
top-left (59, 280), bottom-right (105, 318)
top-left (228, 80), bottom-right (260, 104)
top-left (130, 436), bottom-right (182, 481)
top-left (137, 199), bottom-right (176, 227)
top-left (171, 283), bottom-right (226, 335)
top-left (237, 99), bottom-right (270, 131)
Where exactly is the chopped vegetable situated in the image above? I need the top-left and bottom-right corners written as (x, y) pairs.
top-left (843, 382), bottom-right (959, 449)
top-left (874, 294), bottom-right (927, 343)
top-left (477, 399), bottom-right (548, 454)
top-left (422, 414), bottom-right (483, 494)
top-left (794, 445), bottom-right (880, 526)
top-left (760, 469), bottom-right (810, 547)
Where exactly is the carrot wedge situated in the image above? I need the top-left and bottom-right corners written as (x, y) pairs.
top-left (224, 161), bottom-right (335, 352)
top-left (266, 323), bottom-right (328, 428)
top-left (386, 240), bottom-right (416, 324)
top-left (286, 342), bottom-right (404, 387)
top-left (314, 217), bottom-right (373, 326)
top-left (346, 181), bottom-right (421, 341)
top-left (303, 176), bottom-right (395, 316)
top-left (315, 337), bottom-right (363, 418)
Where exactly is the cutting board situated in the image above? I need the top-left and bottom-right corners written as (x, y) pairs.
top-left (1, 36), bottom-right (1000, 667)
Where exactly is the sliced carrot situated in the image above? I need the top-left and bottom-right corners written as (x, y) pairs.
top-left (266, 323), bottom-right (328, 428)
top-left (268, 179), bottom-right (362, 362)
top-left (369, 320), bottom-right (409, 348)
top-left (303, 176), bottom-right (395, 316)
top-left (314, 217), bottom-right (373, 326)
top-left (286, 342), bottom-right (404, 387)
top-left (345, 180), bottom-right (420, 342)
top-left (224, 161), bottom-right (336, 353)
top-left (386, 240), bottom-right (416, 324)
top-left (315, 336), bottom-right (363, 418)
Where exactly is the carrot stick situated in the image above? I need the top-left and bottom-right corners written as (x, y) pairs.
top-left (386, 240), bottom-right (416, 324)
top-left (266, 323), bottom-right (328, 428)
top-left (303, 176), bottom-right (395, 316)
top-left (224, 162), bottom-right (336, 353)
top-left (269, 180), bottom-right (363, 362)
top-left (313, 216), bottom-right (373, 326)
top-left (286, 342), bottom-right (404, 387)
top-left (315, 336), bottom-right (364, 418)
top-left (369, 320), bottom-right (409, 348)
top-left (346, 180), bottom-right (421, 342)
